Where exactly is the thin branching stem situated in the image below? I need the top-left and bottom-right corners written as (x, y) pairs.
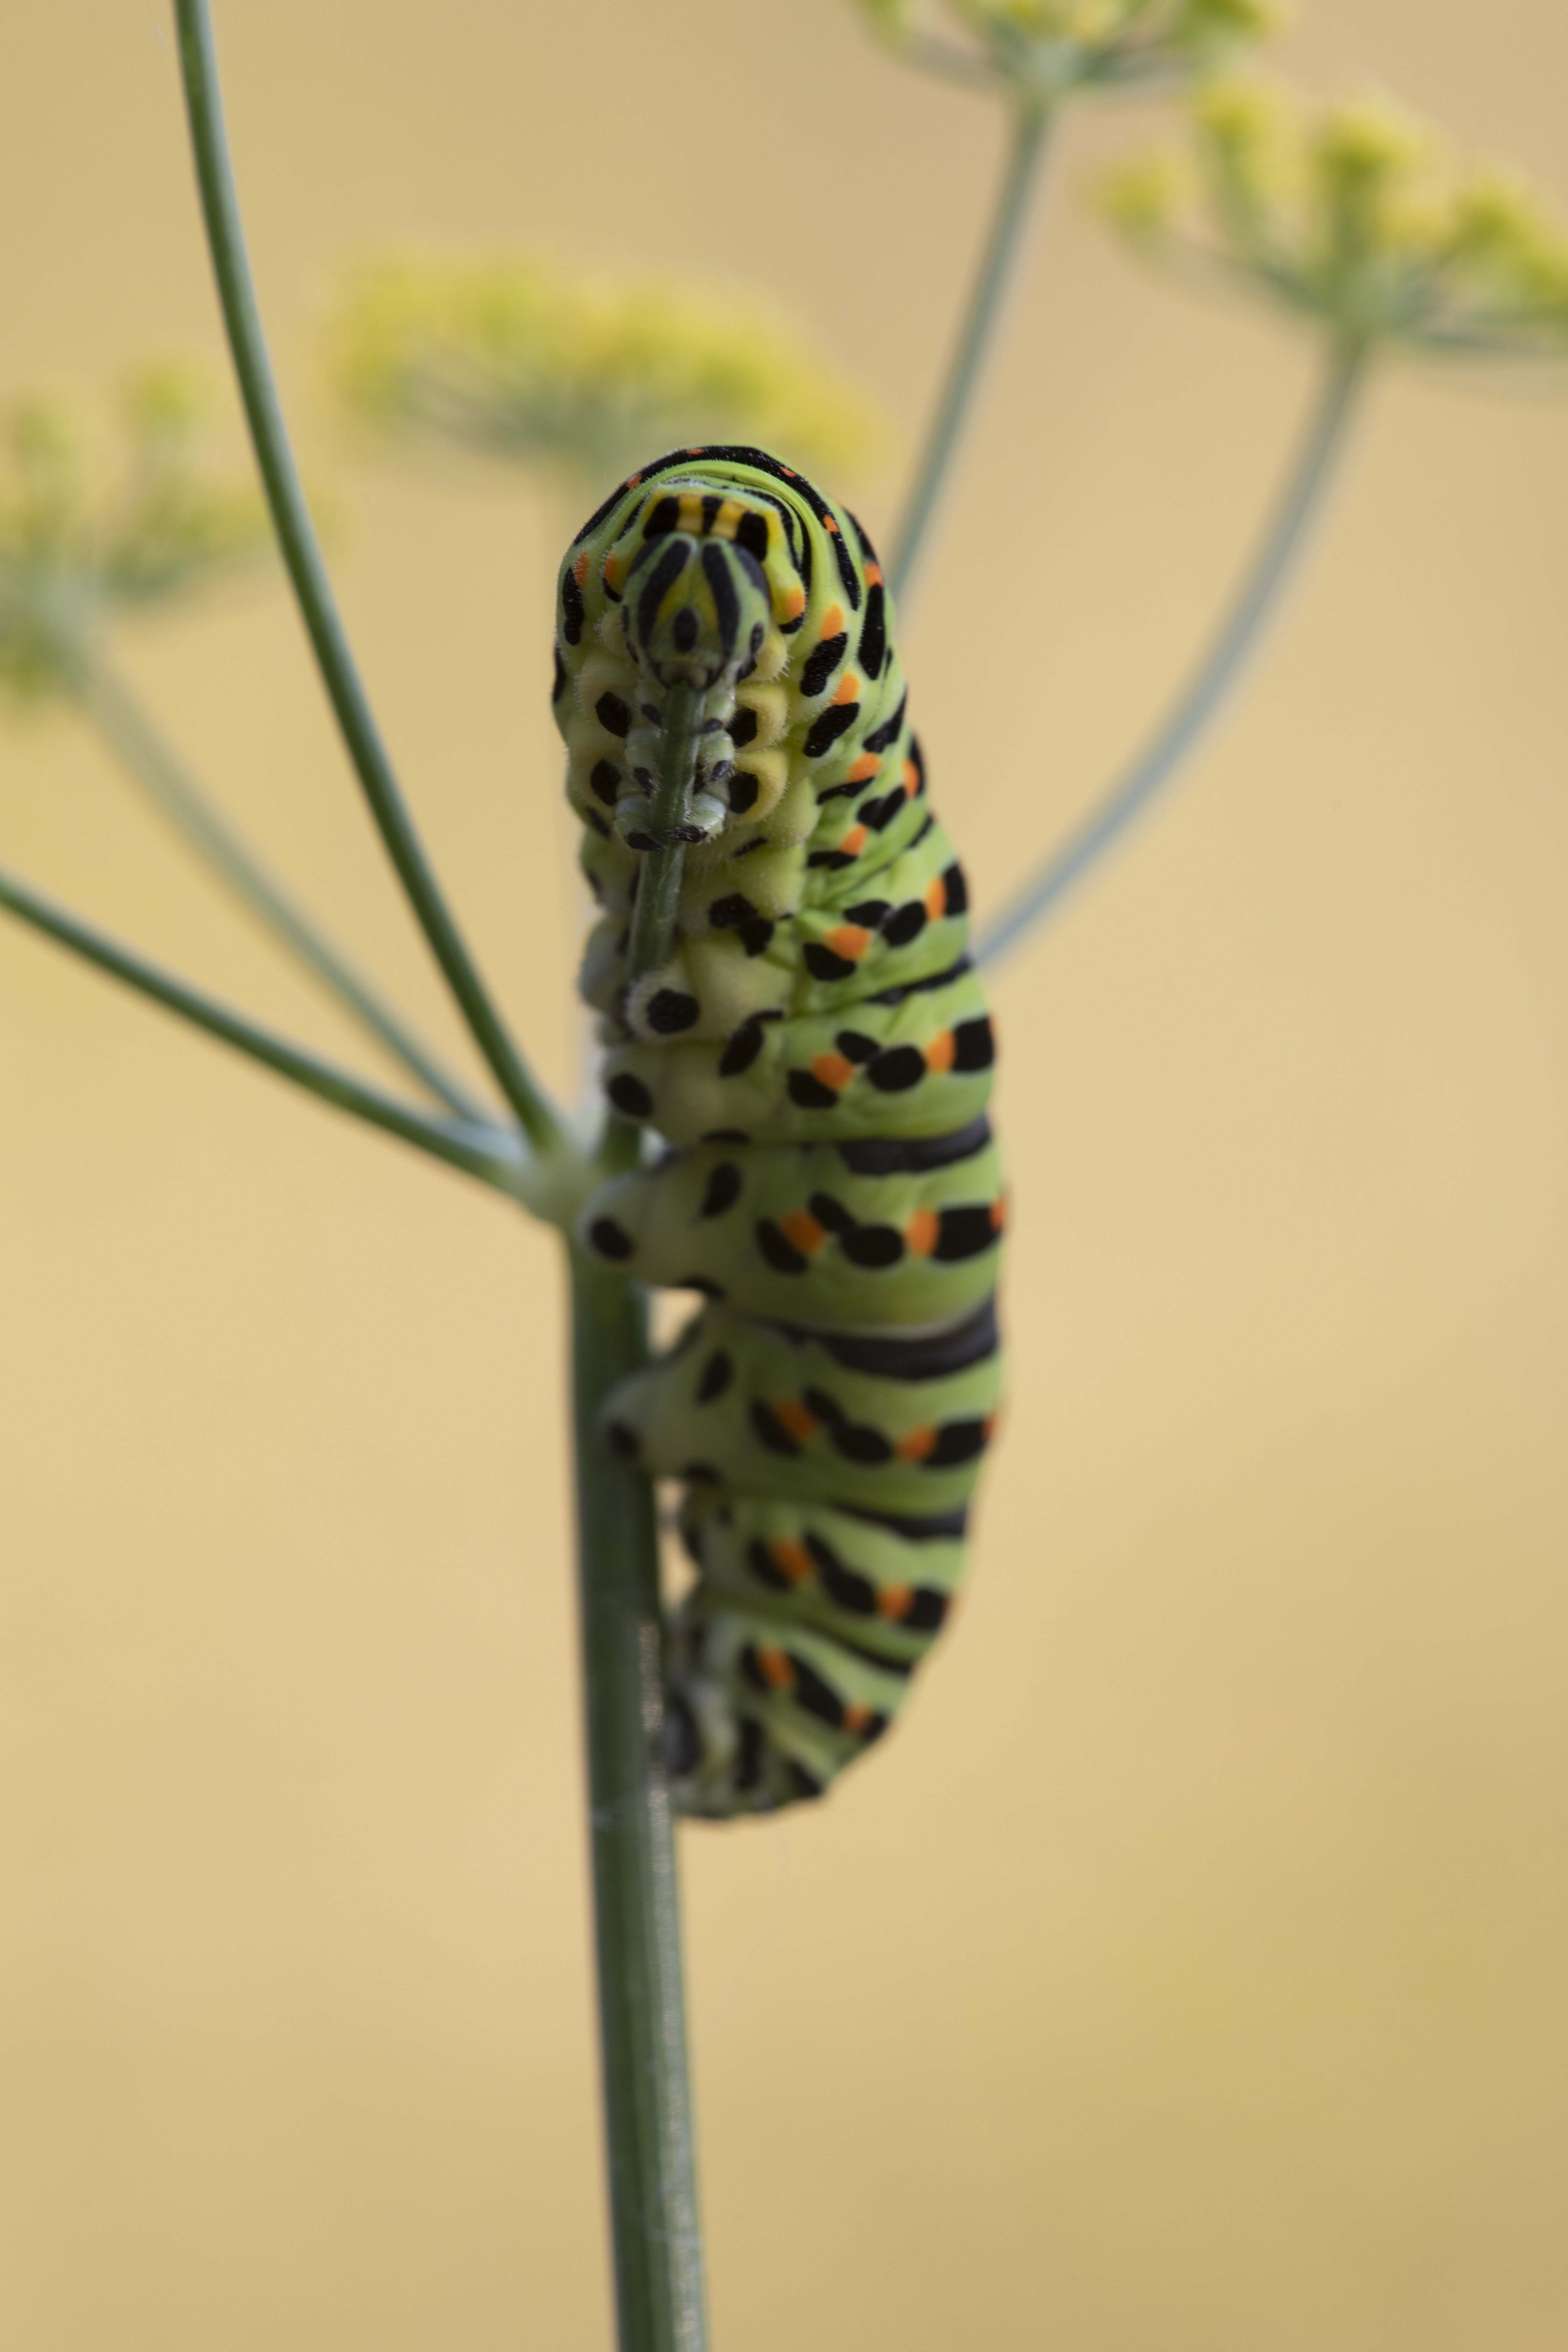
top-left (71, 644), bottom-right (490, 1122)
top-left (171, 0), bottom-right (566, 1157)
top-left (569, 685), bottom-right (708, 2352)
top-left (0, 862), bottom-right (528, 1193)
top-left (890, 100), bottom-right (1054, 611)
top-left (976, 340), bottom-right (1370, 970)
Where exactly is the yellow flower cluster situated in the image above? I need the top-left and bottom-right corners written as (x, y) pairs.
top-left (853, 0), bottom-right (1274, 100)
top-left (1102, 79), bottom-right (1568, 355)
top-left (0, 367), bottom-right (268, 698)
top-left (330, 254), bottom-right (882, 489)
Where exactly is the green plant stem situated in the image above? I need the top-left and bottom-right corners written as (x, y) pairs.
top-left (70, 644), bottom-right (488, 1123)
top-left (975, 341), bottom-right (1369, 971)
top-left (569, 1252), bottom-right (706, 2352)
top-left (172, 0), bottom-right (565, 1158)
top-left (889, 100), bottom-right (1053, 611)
top-left (569, 677), bottom-right (708, 2352)
top-left (0, 862), bottom-right (528, 1194)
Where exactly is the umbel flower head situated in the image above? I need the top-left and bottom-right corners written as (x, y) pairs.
top-left (851, 0), bottom-right (1275, 102)
top-left (0, 366), bottom-right (268, 699)
top-left (330, 253), bottom-right (881, 488)
top-left (1102, 78), bottom-right (1568, 357)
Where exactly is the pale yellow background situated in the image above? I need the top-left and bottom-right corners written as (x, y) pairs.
top-left (2, 3), bottom-right (1566, 2346)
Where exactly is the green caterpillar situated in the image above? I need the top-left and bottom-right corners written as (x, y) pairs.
top-left (554, 445), bottom-right (1003, 1817)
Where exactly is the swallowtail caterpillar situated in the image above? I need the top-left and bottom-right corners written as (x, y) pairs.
top-left (555, 446), bottom-right (1003, 1816)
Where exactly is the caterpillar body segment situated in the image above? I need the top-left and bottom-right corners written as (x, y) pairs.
top-left (602, 961), bottom-right (996, 1149)
top-left (603, 1298), bottom-right (1001, 1520)
top-left (554, 444), bottom-right (1004, 1816)
top-left (584, 1121), bottom-right (1004, 1332)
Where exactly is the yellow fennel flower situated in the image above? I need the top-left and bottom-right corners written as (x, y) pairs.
top-left (850, 0), bottom-right (1275, 101)
top-left (1101, 77), bottom-right (1568, 357)
top-left (0, 365), bottom-right (268, 700)
top-left (329, 253), bottom-right (882, 489)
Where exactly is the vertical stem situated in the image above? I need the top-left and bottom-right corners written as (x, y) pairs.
top-left (569, 672), bottom-right (709, 2347)
top-left (889, 100), bottom-right (1053, 612)
top-left (569, 1253), bottom-right (706, 2352)
top-left (975, 341), bottom-right (1369, 970)
top-left (172, 0), bottom-right (565, 1156)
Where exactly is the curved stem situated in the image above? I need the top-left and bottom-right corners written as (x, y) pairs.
top-left (0, 862), bottom-right (527, 1194)
top-left (975, 341), bottom-right (1369, 972)
top-left (569, 683), bottom-right (708, 2350)
top-left (889, 100), bottom-right (1053, 612)
top-left (72, 646), bottom-right (489, 1123)
top-left (171, 0), bottom-right (565, 1157)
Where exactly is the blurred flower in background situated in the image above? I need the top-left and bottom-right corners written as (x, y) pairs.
top-left (1101, 78), bottom-right (1568, 357)
top-left (850, 0), bottom-right (1276, 100)
top-left (0, 366), bottom-right (268, 701)
top-left (328, 252), bottom-right (883, 490)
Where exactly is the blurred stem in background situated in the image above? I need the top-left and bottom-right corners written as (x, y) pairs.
top-left (890, 100), bottom-right (1053, 608)
top-left (975, 336), bottom-right (1368, 968)
top-left (975, 75), bottom-right (1568, 962)
top-left (69, 644), bottom-right (490, 1119)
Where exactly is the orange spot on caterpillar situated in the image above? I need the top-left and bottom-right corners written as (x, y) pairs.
top-left (902, 757), bottom-right (920, 798)
top-left (820, 603), bottom-right (845, 637)
top-left (990, 1195), bottom-right (1008, 1233)
top-left (824, 513), bottom-right (841, 533)
top-left (603, 553), bottom-right (623, 590)
top-left (904, 1209), bottom-right (940, 1256)
top-left (895, 1426), bottom-right (938, 1464)
top-left (924, 1031), bottom-right (957, 1074)
top-left (876, 1585), bottom-right (915, 1622)
top-left (864, 561), bottom-right (883, 587)
top-left (924, 876), bottom-right (947, 918)
top-left (774, 1399), bottom-right (820, 1446)
top-left (811, 1052), bottom-right (855, 1092)
top-left (626, 473), bottom-right (643, 488)
top-left (825, 925), bottom-right (871, 961)
top-left (771, 1539), bottom-right (814, 1586)
top-left (572, 553), bottom-right (589, 587)
top-left (782, 585), bottom-right (806, 621)
top-left (840, 826), bottom-right (868, 858)
top-left (846, 753), bottom-right (881, 784)
top-left (832, 672), bottom-right (860, 705)
top-left (842, 1702), bottom-right (875, 1734)
top-left (756, 1646), bottom-right (795, 1691)
top-left (779, 1211), bottom-right (827, 1254)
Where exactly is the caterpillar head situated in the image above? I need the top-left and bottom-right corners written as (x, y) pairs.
top-left (623, 531), bottom-right (771, 693)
